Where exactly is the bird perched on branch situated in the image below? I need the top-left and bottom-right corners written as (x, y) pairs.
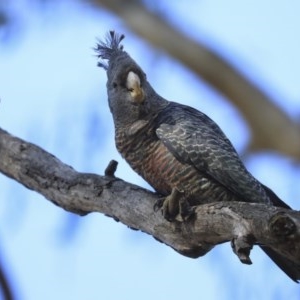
top-left (95, 30), bottom-right (300, 282)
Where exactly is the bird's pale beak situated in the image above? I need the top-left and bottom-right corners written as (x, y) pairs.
top-left (126, 71), bottom-right (145, 104)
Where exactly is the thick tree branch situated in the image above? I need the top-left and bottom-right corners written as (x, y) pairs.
top-left (90, 0), bottom-right (300, 159)
top-left (0, 127), bottom-right (300, 265)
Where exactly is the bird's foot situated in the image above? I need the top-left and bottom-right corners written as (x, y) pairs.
top-left (153, 195), bottom-right (176, 221)
top-left (178, 198), bottom-right (196, 221)
top-left (153, 188), bottom-right (195, 222)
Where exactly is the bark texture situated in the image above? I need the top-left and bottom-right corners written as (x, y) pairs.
top-left (1, 127), bottom-right (299, 264)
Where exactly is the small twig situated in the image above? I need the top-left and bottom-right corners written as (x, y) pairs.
top-left (104, 159), bottom-right (118, 177)
top-left (231, 235), bottom-right (255, 265)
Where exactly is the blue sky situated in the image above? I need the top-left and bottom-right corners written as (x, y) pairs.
top-left (0, 1), bottom-right (300, 299)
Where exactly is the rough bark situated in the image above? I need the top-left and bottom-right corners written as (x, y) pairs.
top-left (0, 127), bottom-right (299, 264)
top-left (89, 0), bottom-right (300, 159)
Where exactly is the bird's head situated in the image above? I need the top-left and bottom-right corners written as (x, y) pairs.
top-left (95, 31), bottom-right (168, 128)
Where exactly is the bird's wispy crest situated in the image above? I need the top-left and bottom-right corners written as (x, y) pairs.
top-left (95, 30), bottom-right (125, 70)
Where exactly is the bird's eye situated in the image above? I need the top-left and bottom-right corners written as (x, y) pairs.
top-left (112, 82), bottom-right (117, 88)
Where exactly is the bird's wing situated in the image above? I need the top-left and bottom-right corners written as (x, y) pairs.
top-left (156, 104), bottom-right (300, 282)
top-left (156, 104), bottom-right (265, 202)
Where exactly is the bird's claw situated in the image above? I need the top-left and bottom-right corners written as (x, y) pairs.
top-left (179, 203), bottom-right (196, 221)
top-left (153, 188), bottom-right (195, 222)
top-left (153, 197), bottom-right (176, 221)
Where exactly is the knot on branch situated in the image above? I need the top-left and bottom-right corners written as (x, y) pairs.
top-left (175, 243), bottom-right (214, 259)
top-left (269, 212), bottom-right (296, 239)
top-left (231, 234), bottom-right (255, 265)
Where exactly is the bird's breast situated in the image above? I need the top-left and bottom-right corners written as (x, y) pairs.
top-left (115, 127), bottom-right (240, 204)
top-left (115, 128), bottom-right (203, 197)
top-left (115, 128), bottom-right (171, 194)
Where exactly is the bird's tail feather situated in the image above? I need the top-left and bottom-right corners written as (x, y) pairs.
top-left (260, 246), bottom-right (300, 282)
top-left (262, 184), bottom-right (291, 209)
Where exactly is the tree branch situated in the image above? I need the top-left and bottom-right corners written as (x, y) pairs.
top-left (1, 127), bottom-right (300, 264)
top-left (0, 257), bottom-right (14, 300)
top-left (90, 0), bottom-right (300, 159)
